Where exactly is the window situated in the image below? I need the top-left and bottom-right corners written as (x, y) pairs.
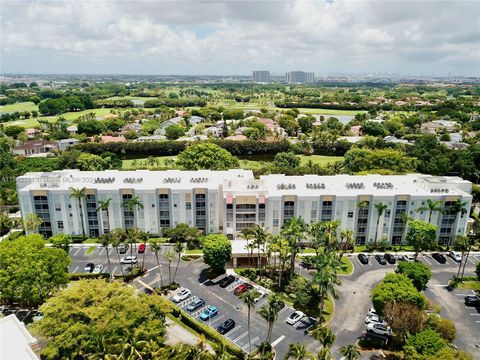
top-left (186, 202), bottom-right (192, 210)
top-left (348, 211), bottom-right (354, 218)
top-left (57, 221), bottom-right (64, 229)
top-left (55, 204), bottom-right (61, 211)
top-left (273, 219), bottom-right (279, 227)
top-left (385, 209), bottom-right (391, 218)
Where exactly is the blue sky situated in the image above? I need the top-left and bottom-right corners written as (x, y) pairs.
top-left (1, 0), bottom-right (479, 76)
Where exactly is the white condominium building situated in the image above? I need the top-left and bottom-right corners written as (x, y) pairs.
top-left (17, 170), bottom-right (472, 245)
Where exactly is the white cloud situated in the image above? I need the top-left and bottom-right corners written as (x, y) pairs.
top-left (1, 0), bottom-right (479, 75)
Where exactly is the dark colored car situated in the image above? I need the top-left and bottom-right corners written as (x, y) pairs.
top-left (375, 255), bottom-right (386, 265)
top-left (143, 287), bottom-right (154, 295)
top-left (119, 243), bottom-right (129, 254)
top-left (358, 253), bottom-right (369, 265)
top-left (464, 296), bottom-right (480, 307)
top-left (233, 283), bottom-right (253, 295)
top-left (138, 243), bottom-right (146, 254)
top-left (300, 259), bottom-right (314, 269)
top-left (217, 319), bottom-right (236, 334)
top-left (384, 253), bottom-right (396, 264)
top-left (218, 275), bottom-right (236, 288)
top-left (84, 263), bottom-right (95, 273)
top-left (432, 253), bottom-right (446, 264)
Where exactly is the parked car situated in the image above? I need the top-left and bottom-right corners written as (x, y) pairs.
top-left (172, 288), bottom-right (191, 303)
top-left (92, 264), bottom-right (103, 274)
top-left (366, 323), bottom-right (392, 336)
top-left (365, 314), bottom-right (388, 326)
top-left (300, 259), bottom-right (314, 269)
top-left (186, 297), bottom-right (206, 312)
top-left (286, 311), bottom-right (305, 325)
top-left (138, 243), bottom-right (146, 254)
top-left (358, 254), bottom-right (369, 264)
top-left (374, 255), bottom-right (386, 265)
top-left (217, 319), bottom-right (235, 334)
top-left (84, 263), bottom-right (95, 273)
top-left (400, 255), bottom-right (415, 262)
top-left (199, 306), bottom-right (218, 320)
top-left (367, 307), bottom-right (377, 316)
top-left (253, 290), bottom-right (266, 303)
top-left (384, 253), bottom-right (396, 264)
top-left (233, 283), bottom-right (253, 295)
top-left (464, 295), bottom-right (480, 307)
top-left (447, 251), bottom-right (462, 262)
top-left (119, 243), bottom-right (129, 254)
top-left (120, 256), bottom-right (138, 264)
top-left (432, 253), bottom-right (446, 264)
top-left (218, 275), bottom-right (236, 288)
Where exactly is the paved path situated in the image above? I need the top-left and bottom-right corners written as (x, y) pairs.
top-left (164, 316), bottom-right (212, 351)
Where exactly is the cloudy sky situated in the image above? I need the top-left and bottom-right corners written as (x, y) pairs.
top-left (1, 0), bottom-right (479, 76)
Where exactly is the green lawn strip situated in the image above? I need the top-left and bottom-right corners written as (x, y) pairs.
top-left (184, 249), bottom-right (203, 255)
top-left (457, 281), bottom-right (480, 291)
top-left (86, 246), bottom-right (95, 255)
top-left (0, 101), bottom-right (38, 113)
top-left (297, 155), bottom-right (344, 166)
top-left (339, 256), bottom-right (353, 276)
top-left (84, 238), bottom-right (100, 244)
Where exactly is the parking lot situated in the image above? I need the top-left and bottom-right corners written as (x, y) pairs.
top-left (0, 305), bottom-right (42, 325)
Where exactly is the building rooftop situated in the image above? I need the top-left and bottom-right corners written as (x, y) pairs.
top-left (0, 314), bottom-right (39, 360)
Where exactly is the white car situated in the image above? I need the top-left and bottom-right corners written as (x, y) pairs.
top-left (367, 307), bottom-right (377, 316)
top-left (92, 264), bottom-right (103, 274)
top-left (365, 314), bottom-right (388, 326)
top-left (447, 251), bottom-right (462, 262)
top-left (172, 288), bottom-right (191, 303)
top-left (120, 256), bottom-right (138, 264)
top-left (366, 322), bottom-right (392, 336)
top-left (253, 290), bottom-right (266, 303)
top-left (286, 311), bottom-right (305, 325)
top-left (400, 255), bottom-right (415, 262)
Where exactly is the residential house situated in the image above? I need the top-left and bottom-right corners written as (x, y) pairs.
top-left (135, 135), bottom-right (166, 142)
top-left (12, 140), bottom-right (58, 157)
top-left (90, 135), bottom-right (127, 144)
top-left (120, 122), bottom-right (142, 133)
top-left (203, 125), bottom-right (223, 137)
top-left (421, 120), bottom-right (459, 134)
top-left (25, 128), bottom-right (38, 139)
top-left (384, 136), bottom-right (411, 145)
top-left (154, 117), bottom-right (184, 135)
top-left (67, 125), bottom-right (78, 135)
top-left (57, 138), bottom-right (80, 151)
top-left (188, 116), bottom-right (205, 125)
top-left (225, 134), bottom-right (248, 141)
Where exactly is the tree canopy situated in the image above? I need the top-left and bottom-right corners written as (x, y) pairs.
top-left (202, 234), bottom-right (232, 271)
top-left (396, 261), bottom-right (432, 291)
top-left (176, 142), bottom-right (239, 170)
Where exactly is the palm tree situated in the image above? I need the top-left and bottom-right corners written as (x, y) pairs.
top-left (240, 227), bottom-right (254, 268)
top-left (339, 229), bottom-right (354, 258)
top-left (373, 202), bottom-right (388, 249)
top-left (165, 249), bottom-right (175, 284)
top-left (310, 326), bottom-right (335, 349)
top-left (126, 227), bottom-right (141, 266)
top-left (150, 239), bottom-right (164, 288)
top-left (462, 213), bottom-right (479, 278)
top-left (110, 228), bottom-right (126, 277)
top-left (96, 198), bottom-right (112, 234)
top-left (124, 196), bottom-right (144, 229)
top-left (312, 265), bottom-right (340, 324)
top-left (23, 213), bottom-right (43, 233)
top-left (416, 199), bottom-right (444, 224)
top-left (69, 187), bottom-right (87, 241)
top-left (281, 217), bottom-right (307, 279)
top-left (99, 232), bottom-right (113, 279)
top-left (252, 225), bottom-right (268, 271)
top-left (259, 293), bottom-right (284, 344)
top-left (172, 241), bottom-right (184, 284)
top-left (450, 199), bottom-right (468, 245)
top-left (0, 212), bottom-right (14, 236)
top-left (340, 344), bottom-right (360, 360)
top-left (316, 347), bottom-right (334, 360)
top-left (399, 212), bottom-right (412, 249)
top-left (284, 343), bottom-right (315, 360)
top-left (277, 236), bottom-right (291, 289)
top-left (241, 290), bottom-right (257, 356)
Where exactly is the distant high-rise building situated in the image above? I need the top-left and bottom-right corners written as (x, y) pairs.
top-left (252, 71), bottom-right (270, 83)
top-left (285, 71), bottom-right (315, 84)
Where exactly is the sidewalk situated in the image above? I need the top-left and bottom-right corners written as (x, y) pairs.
top-left (165, 316), bottom-right (213, 351)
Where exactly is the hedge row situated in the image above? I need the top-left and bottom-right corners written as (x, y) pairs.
top-left (169, 303), bottom-right (245, 359)
top-left (75, 140), bottom-right (291, 157)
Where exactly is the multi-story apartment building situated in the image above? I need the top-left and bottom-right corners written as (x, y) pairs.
top-left (252, 71), bottom-right (270, 83)
top-left (17, 170), bottom-right (472, 245)
top-left (285, 71), bottom-right (315, 84)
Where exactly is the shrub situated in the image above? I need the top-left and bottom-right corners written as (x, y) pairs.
top-left (396, 261), bottom-right (432, 291)
top-left (405, 328), bottom-right (447, 356)
top-left (476, 261), bottom-right (480, 280)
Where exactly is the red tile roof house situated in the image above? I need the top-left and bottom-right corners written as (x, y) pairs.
top-left (12, 140), bottom-right (58, 157)
top-left (89, 135), bottom-right (127, 143)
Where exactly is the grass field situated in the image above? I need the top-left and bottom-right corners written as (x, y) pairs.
top-left (298, 155), bottom-right (344, 166)
top-left (458, 281), bottom-right (480, 291)
top-left (0, 101), bottom-right (38, 113)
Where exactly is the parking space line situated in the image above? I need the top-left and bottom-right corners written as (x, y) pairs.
top-left (112, 266), bottom-right (117, 274)
top-left (232, 331), bottom-right (248, 343)
top-left (208, 315), bottom-right (225, 327)
top-left (422, 256), bottom-right (432, 265)
top-left (99, 248), bottom-right (105, 256)
top-left (470, 313), bottom-right (480, 316)
top-left (73, 248), bottom-right (81, 256)
top-left (355, 258), bottom-right (364, 266)
top-left (242, 337), bottom-right (259, 351)
top-left (468, 257), bottom-right (477, 265)
top-left (278, 306), bottom-right (289, 318)
top-left (271, 335), bottom-right (285, 347)
top-left (225, 325), bottom-right (242, 339)
top-left (72, 266), bottom-right (79, 273)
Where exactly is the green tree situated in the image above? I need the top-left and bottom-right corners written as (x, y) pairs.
top-left (396, 261), bottom-right (432, 291)
top-left (77, 119), bottom-right (106, 136)
top-left (110, 228), bottom-right (127, 277)
top-left (0, 212), bottom-right (14, 236)
top-left (310, 326), bottom-right (336, 349)
top-left (259, 293), bottom-right (284, 344)
top-left (340, 344), bottom-right (360, 360)
top-left (165, 249), bottom-right (175, 284)
top-left (176, 142), bottom-right (239, 170)
top-left (405, 328), bottom-right (447, 356)
top-left (371, 273), bottom-right (426, 316)
top-left (32, 279), bottom-right (170, 359)
top-left (172, 241), bottom-right (184, 284)
top-left (150, 238), bottom-right (164, 288)
top-left (343, 148), bottom-right (417, 173)
top-left (278, 115), bottom-right (299, 136)
top-left (96, 198), bottom-right (112, 233)
top-left (241, 290), bottom-right (256, 356)
top-left (383, 301), bottom-right (425, 340)
top-left (164, 223), bottom-right (201, 247)
top-left (49, 233), bottom-right (71, 252)
top-left (69, 187), bottom-right (87, 241)
top-left (202, 234), bottom-right (232, 272)
top-left (416, 199), bottom-right (444, 223)
top-left (0, 234), bottom-right (70, 306)
top-left (298, 115), bottom-right (315, 134)
top-left (99, 232), bottom-right (113, 278)
top-left (373, 202), bottom-right (388, 249)
top-left (165, 124), bottom-right (186, 139)
top-left (273, 152), bottom-right (300, 168)
top-left (406, 220), bottom-right (438, 259)
top-left (22, 213), bottom-right (43, 233)
top-left (284, 343), bottom-right (315, 360)
top-left (76, 153), bottom-right (110, 171)
top-left (450, 199), bottom-right (468, 244)
top-left (281, 217), bottom-right (307, 279)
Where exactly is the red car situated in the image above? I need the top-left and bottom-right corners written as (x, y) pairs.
top-left (233, 283), bottom-right (253, 296)
top-left (138, 243), bottom-right (146, 254)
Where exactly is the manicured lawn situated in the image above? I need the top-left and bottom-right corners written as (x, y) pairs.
top-left (0, 101), bottom-right (38, 113)
top-left (298, 155), bottom-right (344, 166)
top-left (86, 246), bottom-right (95, 255)
top-left (339, 256), bottom-right (353, 275)
top-left (458, 281), bottom-right (480, 291)
top-left (184, 249), bottom-right (203, 255)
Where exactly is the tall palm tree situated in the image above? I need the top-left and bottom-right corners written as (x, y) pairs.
top-left (308, 222), bottom-right (326, 256)
top-left (339, 229), bottom-right (354, 258)
top-left (69, 187), bottom-right (87, 241)
top-left (259, 293), bottom-right (284, 344)
top-left (150, 239), bottom-right (164, 288)
top-left (96, 198), bottom-right (112, 234)
top-left (126, 227), bottom-right (141, 266)
top-left (23, 213), bottom-right (42, 233)
top-left (340, 344), bottom-right (360, 360)
top-left (99, 232), bottom-right (113, 279)
top-left (310, 326), bottom-right (335, 349)
top-left (462, 213), bottom-right (479, 278)
top-left (241, 290), bottom-right (257, 356)
top-left (284, 343), bottom-right (315, 360)
top-left (373, 202), bottom-right (388, 249)
top-left (281, 217), bottom-right (307, 279)
top-left (165, 249), bottom-right (175, 284)
top-left (252, 225), bottom-right (268, 272)
top-left (312, 265), bottom-right (340, 324)
top-left (110, 228), bottom-right (126, 277)
top-left (277, 236), bottom-right (291, 289)
top-left (416, 199), bottom-right (444, 224)
top-left (124, 196), bottom-right (144, 229)
top-left (240, 227), bottom-right (254, 268)
top-left (172, 241), bottom-right (184, 284)
top-left (450, 199), bottom-right (468, 245)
